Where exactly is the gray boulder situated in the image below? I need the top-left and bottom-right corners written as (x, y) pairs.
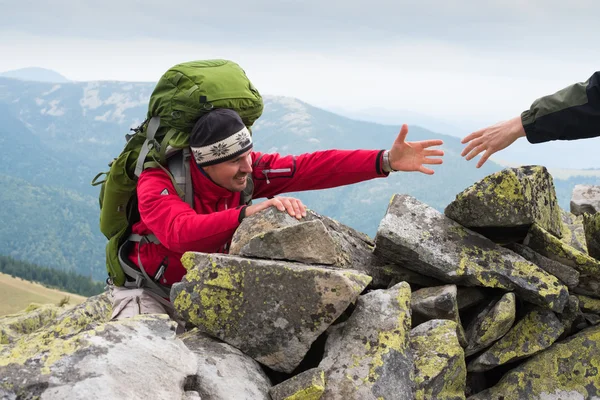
top-left (468, 325), bottom-right (600, 399)
top-left (411, 284), bottom-right (467, 347)
top-left (180, 329), bottom-right (271, 400)
top-left (411, 320), bottom-right (466, 400)
top-left (505, 243), bottom-right (580, 288)
top-left (0, 315), bottom-right (197, 400)
top-left (445, 166), bottom-right (562, 240)
top-left (524, 223), bottom-right (600, 297)
top-left (467, 307), bottom-right (564, 372)
top-left (464, 293), bottom-right (516, 357)
top-left (171, 252), bottom-right (371, 373)
top-left (374, 194), bottom-right (568, 312)
top-left (570, 184), bottom-right (600, 215)
top-left (319, 282), bottom-right (414, 399)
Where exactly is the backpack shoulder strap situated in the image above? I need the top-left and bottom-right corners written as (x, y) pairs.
top-left (167, 148), bottom-right (194, 209)
top-left (241, 175), bottom-right (254, 206)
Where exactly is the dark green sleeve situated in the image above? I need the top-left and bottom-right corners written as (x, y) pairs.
top-left (521, 71), bottom-right (600, 144)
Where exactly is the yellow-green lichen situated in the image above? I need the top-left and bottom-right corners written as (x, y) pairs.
top-left (478, 326), bottom-right (600, 398)
top-left (457, 246), bottom-right (564, 309)
top-left (477, 294), bottom-right (515, 345)
top-left (411, 321), bottom-right (466, 400)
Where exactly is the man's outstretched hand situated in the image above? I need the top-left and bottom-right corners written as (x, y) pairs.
top-left (461, 116), bottom-right (526, 168)
top-left (389, 124), bottom-right (444, 174)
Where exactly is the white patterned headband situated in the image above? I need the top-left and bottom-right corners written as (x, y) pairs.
top-left (191, 126), bottom-right (253, 167)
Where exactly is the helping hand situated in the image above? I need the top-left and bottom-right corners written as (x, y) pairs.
top-left (461, 116), bottom-right (526, 168)
top-left (389, 124), bottom-right (444, 175)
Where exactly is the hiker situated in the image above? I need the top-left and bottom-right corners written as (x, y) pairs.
top-left (110, 108), bottom-right (444, 319)
top-left (461, 70), bottom-right (600, 168)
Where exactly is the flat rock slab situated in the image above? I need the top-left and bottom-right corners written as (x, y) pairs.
top-left (172, 252), bottom-right (371, 373)
top-left (319, 282), bottom-right (414, 400)
top-left (374, 194), bottom-right (568, 312)
top-left (445, 166), bottom-right (562, 239)
top-left (468, 325), bottom-right (600, 400)
top-left (467, 307), bottom-right (564, 372)
top-left (505, 243), bottom-right (580, 288)
top-left (524, 223), bottom-right (600, 297)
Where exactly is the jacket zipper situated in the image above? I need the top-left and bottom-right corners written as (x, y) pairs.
top-left (262, 168), bottom-right (292, 184)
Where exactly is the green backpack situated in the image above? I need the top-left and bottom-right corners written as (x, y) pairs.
top-left (91, 60), bottom-right (263, 294)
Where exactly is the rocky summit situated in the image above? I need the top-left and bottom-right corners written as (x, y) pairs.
top-left (3, 165), bottom-right (600, 399)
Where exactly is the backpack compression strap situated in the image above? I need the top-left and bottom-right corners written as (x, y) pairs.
top-left (118, 148), bottom-right (195, 297)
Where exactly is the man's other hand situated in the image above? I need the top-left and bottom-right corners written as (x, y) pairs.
top-left (245, 196), bottom-right (307, 220)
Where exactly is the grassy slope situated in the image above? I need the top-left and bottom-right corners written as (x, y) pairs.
top-left (0, 272), bottom-right (87, 316)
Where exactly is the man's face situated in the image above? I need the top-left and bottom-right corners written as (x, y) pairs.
top-left (203, 150), bottom-right (253, 192)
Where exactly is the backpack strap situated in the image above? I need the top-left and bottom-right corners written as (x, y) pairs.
top-left (118, 236), bottom-right (171, 299)
top-left (134, 116), bottom-right (161, 178)
top-left (117, 148), bottom-right (195, 297)
top-left (167, 148), bottom-right (194, 209)
top-left (241, 175), bottom-right (254, 206)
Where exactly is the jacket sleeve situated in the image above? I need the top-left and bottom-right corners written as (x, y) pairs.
top-left (521, 71), bottom-right (600, 144)
top-left (251, 149), bottom-right (388, 199)
top-left (136, 168), bottom-right (243, 253)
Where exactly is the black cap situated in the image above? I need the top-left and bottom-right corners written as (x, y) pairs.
top-left (190, 109), bottom-right (253, 167)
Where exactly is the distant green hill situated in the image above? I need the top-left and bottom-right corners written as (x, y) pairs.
top-left (0, 174), bottom-right (105, 280)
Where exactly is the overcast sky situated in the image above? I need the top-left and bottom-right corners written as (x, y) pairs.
top-left (1, 0), bottom-right (599, 166)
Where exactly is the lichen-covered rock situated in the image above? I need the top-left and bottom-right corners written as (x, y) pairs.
top-left (0, 303), bottom-right (61, 344)
top-left (583, 212), bottom-right (600, 261)
top-left (0, 315), bottom-right (197, 400)
top-left (374, 195), bottom-right (568, 312)
top-left (238, 219), bottom-right (340, 265)
top-left (411, 285), bottom-right (466, 347)
top-left (557, 295), bottom-right (581, 338)
top-left (505, 242), bottom-right (580, 288)
top-left (444, 166), bottom-right (562, 239)
top-left (570, 184), bottom-right (600, 216)
top-left (171, 252), bottom-right (371, 373)
top-left (0, 292), bottom-right (112, 373)
top-left (575, 294), bottom-right (600, 314)
top-left (524, 223), bottom-right (600, 297)
top-left (468, 325), bottom-right (600, 400)
top-left (269, 368), bottom-right (325, 400)
top-left (467, 307), bottom-right (564, 372)
top-left (180, 329), bottom-right (271, 400)
top-left (319, 282), bottom-right (414, 399)
top-left (464, 293), bottom-right (516, 357)
top-left (411, 320), bottom-right (466, 400)
top-left (231, 207), bottom-right (410, 287)
top-left (560, 209), bottom-right (588, 254)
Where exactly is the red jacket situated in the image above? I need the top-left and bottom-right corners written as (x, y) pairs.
top-left (129, 149), bottom-right (388, 285)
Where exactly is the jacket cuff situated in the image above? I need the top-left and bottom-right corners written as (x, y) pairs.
top-left (376, 150), bottom-right (389, 176)
top-left (521, 110), bottom-right (544, 144)
top-left (238, 205), bottom-right (248, 223)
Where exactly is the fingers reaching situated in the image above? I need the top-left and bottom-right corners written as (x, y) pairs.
top-left (393, 124), bottom-right (409, 146)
